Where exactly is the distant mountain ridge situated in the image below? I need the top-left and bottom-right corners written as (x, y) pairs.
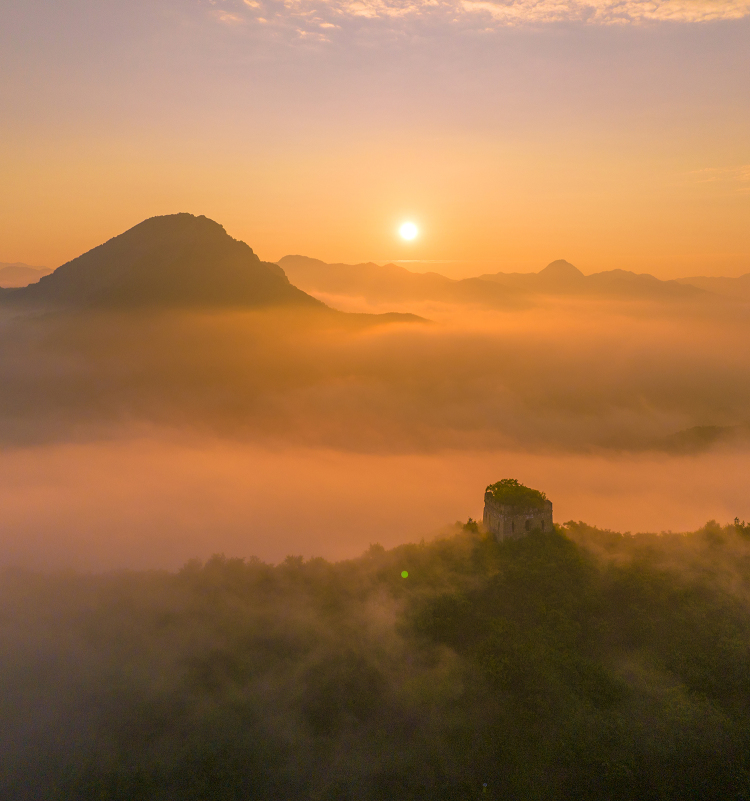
top-left (5, 218), bottom-right (742, 313)
top-left (277, 255), bottom-right (522, 308)
top-left (676, 273), bottom-right (750, 301)
top-left (479, 259), bottom-right (704, 298)
top-left (1, 214), bottom-right (323, 310)
top-left (0, 263), bottom-right (52, 288)
top-left (278, 256), bottom-right (709, 305)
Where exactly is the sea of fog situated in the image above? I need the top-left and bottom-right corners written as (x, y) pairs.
top-left (1, 437), bottom-right (748, 570)
top-left (1, 288), bottom-right (749, 571)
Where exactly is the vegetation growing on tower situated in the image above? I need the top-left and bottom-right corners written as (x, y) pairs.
top-left (486, 478), bottom-right (548, 509)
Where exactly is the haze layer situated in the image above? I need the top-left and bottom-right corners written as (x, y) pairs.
top-left (1, 215), bottom-right (748, 569)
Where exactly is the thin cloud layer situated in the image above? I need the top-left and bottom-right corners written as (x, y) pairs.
top-left (210, 0), bottom-right (750, 35)
top-left (461, 0), bottom-right (750, 24)
top-left (686, 164), bottom-right (750, 193)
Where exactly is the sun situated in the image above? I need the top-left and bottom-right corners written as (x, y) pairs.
top-left (399, 222), bottom-right (418, 240)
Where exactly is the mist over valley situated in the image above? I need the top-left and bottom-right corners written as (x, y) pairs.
top-left (4, 0), bottom-right (750, 791)
top-left (1, 215), bottom-right (749, 798)
top-left (1, 213), bottom-right (749, 569)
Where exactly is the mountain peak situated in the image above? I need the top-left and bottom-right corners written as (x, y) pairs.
top-left (7, 214), bottom-right (322, 309)
top-left (538, 259), bottom-right (584, 280)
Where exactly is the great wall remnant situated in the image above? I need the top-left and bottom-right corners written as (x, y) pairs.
top-left (483, 478), bottom-right (553, 541)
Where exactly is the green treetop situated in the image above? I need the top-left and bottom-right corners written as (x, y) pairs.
top-left (486, 478), bottom-right (547, 509)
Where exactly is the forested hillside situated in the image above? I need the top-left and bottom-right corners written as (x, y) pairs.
top-left (2, 521), bottom-right (750, 800)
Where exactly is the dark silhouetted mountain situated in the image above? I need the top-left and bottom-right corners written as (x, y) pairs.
top-left (277, 255), bottom-right (521, 308)
top-left (676, 273), bottom-right (750, 301)
top-left (3, 214), bottom-right (324, 309)
top-left (479, 260), bottom-right (706, 298)
top-left (0, 263), bottom-right (52, 288)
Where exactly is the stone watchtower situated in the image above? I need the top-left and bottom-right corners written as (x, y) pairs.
top-left (483, 479), bottom-right (553, 541)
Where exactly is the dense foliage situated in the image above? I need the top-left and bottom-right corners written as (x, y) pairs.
top-left (486, 478), bottom-right (548, 509)
top-left (2, 521), bottom-right (750, 800)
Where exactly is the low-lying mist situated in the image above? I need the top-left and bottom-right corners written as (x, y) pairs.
top-left (1, 293), bottom-right (749, 569)
top-left (1, 295), bottom-right (748, 454)
top-left (2, 268), bottom-right (750, 796)
top-left (3, 522), bottom-right (750, 799)
top-left (1, 438), bottom-right (748, 570)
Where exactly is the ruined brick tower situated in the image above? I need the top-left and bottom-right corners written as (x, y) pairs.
top-left (483, 479), bottom-right (553, 541)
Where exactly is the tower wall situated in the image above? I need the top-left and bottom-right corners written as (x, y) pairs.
top-left (482, 493), bottom-right (553, 541)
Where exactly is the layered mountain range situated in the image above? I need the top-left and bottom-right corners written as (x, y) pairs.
top-left (0, 262), bottom-right (52, 288)
top-left (4, 216), bottom-right (746, 310)
top-left (277, 256), bottom-right (522, 308)
top-left (0, 213), bottom-right (746, 455)
top-left (675, 273), bottom-right (750, 301)
top-left (279, 255), bottom-right (748, 306)
top-left (477, 259), bottom-right (704, 298)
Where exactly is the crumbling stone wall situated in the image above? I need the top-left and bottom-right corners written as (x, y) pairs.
top-left (483, 492), bottom-right (553, 541)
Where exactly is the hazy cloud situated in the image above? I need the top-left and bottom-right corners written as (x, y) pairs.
top-left (2, 290), bottom-right (750, 569)
top-left (462, 0), bottom-right (750, 24)
top-left (686, 164), bottom-right (750, 192)
top-left (2, 295), bottom-right (749, 455)
top-left (210, 0), bottom-right (750, 34)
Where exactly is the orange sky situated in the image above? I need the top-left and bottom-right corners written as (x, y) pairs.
top-left (1, 2), bottom-right (749, 277)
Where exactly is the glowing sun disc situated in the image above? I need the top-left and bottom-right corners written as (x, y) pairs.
top-left (399, 222), bottom-right (418, 240)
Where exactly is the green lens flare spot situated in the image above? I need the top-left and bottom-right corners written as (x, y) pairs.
top-left (401, 570), bottom-right (409, 578)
